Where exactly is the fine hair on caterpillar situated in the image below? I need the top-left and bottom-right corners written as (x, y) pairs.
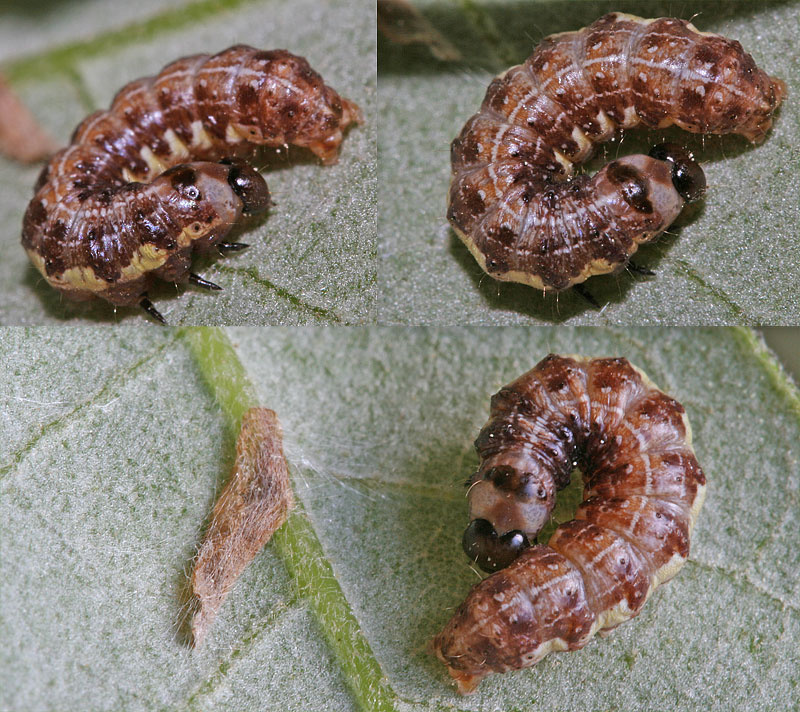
top-left (447, 12), bottom-right (785, 299)
top-left (433, 354), bottom-right (706, 693)
top-left (21, 45), bottom-right (363, 323)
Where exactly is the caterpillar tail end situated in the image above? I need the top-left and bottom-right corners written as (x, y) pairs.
top-left (341, 97), bottom-right (364, 126)
top-left (308, 97), bottom-right (363, 165)
top-left (448, 667), bottom-right (484, 695)
top-left (432, 633), bottom-right (487, 694)
top-left (741, 76), bottom-right (787, 144)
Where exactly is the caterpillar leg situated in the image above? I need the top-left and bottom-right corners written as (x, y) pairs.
top-left (189, 273), bottom-right (222, 291)
top-left (217, 242), bottom-right (250, 255)
top-left (627, 261), bottom-right (655, 277)
top-left (572, 283), bottom-right (600, 309)
top-left (139, 295), bottom-right (166, 324)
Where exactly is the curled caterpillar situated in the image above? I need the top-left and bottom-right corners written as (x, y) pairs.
top-left (447, 13), bottom-right (785, 292)
top-left (191, 407), bottom-right (293, 647)
top-left (433, 355), bottom-right (706, 693)
top-left (21, 45), bottom-right (362, 323)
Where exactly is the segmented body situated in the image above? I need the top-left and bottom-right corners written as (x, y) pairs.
top-left (433, 355), bottom-right (706, 693)
top-left (448, 13), bottom-right (785, 291)
top-left (21, 45), bottom-right (362, 313)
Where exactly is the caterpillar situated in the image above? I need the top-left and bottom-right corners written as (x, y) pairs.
top-left (191, 407), bottom-right (293, 647)
top-left (21, 45), bottom-right (362, 323)
top-left (433, 354), bottom-right (706, 693)
top-left (447, 13), bottom-right (785, 293)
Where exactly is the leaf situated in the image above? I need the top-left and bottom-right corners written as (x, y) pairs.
top-left (0, 0), bottom-right (376, 325)
top-left (378, 0), bottom-right (799, 325)
top-left (2, 327), bottom-right (799, 711)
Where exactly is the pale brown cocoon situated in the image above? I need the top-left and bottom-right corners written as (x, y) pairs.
top-left (191, 407), bottom-right (293, 647)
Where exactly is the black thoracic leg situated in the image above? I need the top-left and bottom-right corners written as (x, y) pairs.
top-left (627, 260), bottom-right (656, 277)
top-left (189, 273), bottom-right (222, 291)
top-left (217, 242), bottom-right (249, 255)
top-left (140, 295), bottom-right (166, 324)
top-left (572, 283), bottom-right (601, 309)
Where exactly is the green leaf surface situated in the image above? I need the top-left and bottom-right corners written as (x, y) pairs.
top-left (0, 0), bottom-right (376, 325)
top-left (378, 0), bottom-right (800, 325)
top-left (2, 327), bottom-right (799, 710)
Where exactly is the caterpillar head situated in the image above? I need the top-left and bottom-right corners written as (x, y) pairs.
top-left (220, 157), bottom-right (271, 214)
top-left (648, 143), bottom-right (706, 202)
top-left (158, 161), bottom-right (270, 247)
top-left (464, 459), bottom-right (556, 572)
top-left (594, 151), bottom-right (703, 247)
top-left (462, 518), bottom-right (529, 573)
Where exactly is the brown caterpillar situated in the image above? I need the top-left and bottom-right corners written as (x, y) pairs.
top-left (433, 355), bottom-right (706, 693)
top-left (21, 45), bottom-right (362, 323)
top-left (191, 407), bottom-right (293, 647)
top-left (447, 13), bottom-right (785, 293)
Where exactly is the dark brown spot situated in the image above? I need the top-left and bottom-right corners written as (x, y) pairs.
top-left (51, 220), bottom-right (67, 240)
top-left (492, 225), bottom-right (517, 247)
top-left (461, 187), bottom-right (485, 217)
top-left (281, 101), bottom-right (299, 119)
top-left (34, 165), bottom-right (50, 191)
top-left (452, 135), bottom-right (478, 165)
top-left (26, 200), bottom-right (47, 228)
top-left (43, 253), bottom-right (66, 276)
top-left (681, 87), bottom-right (705, 111)
top-left (694, 43), bottom-right (722, 69)
top-left (484, 256), bottom-right (508, 273)
top-left (194, 81), bottom-right (209, 102)
top-left (253, 50), bottom-right (280, 64)
top-left (168, 166), bottom-right (198, 192)
top-left (148, 133), bottom-right (170, 156)
top-left (542, 189), bottom-right (559, 210)
top-left (134, 209), bottom-right (172, 248)
top-left (96, 190), bottom-right (113, 206)
top-left (607, 162), bottom-right (652, 213)
top-left (237, 84), bottom-right (259, 111)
